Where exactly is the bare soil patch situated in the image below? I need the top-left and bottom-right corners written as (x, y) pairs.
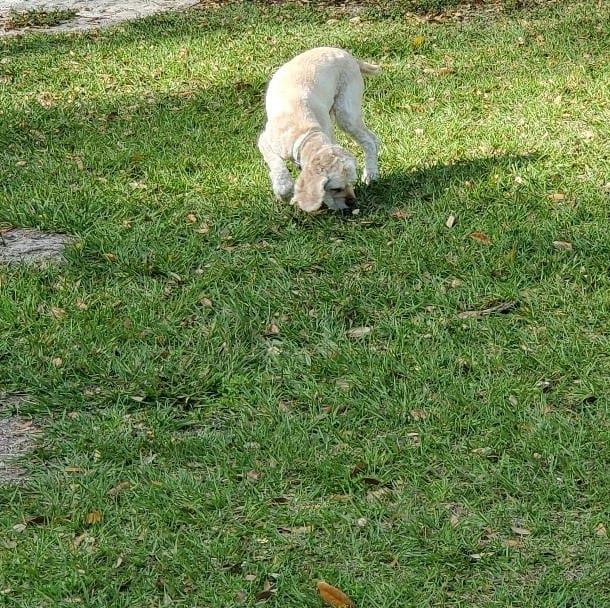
top-left (0, 394), bottom-right (36, 484)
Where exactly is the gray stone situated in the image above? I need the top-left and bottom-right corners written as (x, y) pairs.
top-left (0, 394), bottom-right (35, 484)
top-left (0, 228), bottom-right (74, 265)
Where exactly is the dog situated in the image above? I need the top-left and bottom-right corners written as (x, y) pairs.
top-left (258, 47), bottom-right (380, 212)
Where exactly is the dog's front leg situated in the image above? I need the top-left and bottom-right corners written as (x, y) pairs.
top-left (258, 132), bottom-right (294, 201)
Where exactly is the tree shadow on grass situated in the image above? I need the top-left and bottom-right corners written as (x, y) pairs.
top-left (353, 152), bottom-right (540, 214)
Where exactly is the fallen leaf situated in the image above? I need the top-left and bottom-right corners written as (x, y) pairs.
top-left (244, 574), bottom-right (257, 582)
top-left (236, 590), bottom-right (248, 604)
top-left (450, 514), bottom-right (460, 526)
top-left (410, 408), bottom-right (428, 421)
top-left (86, 511), bottom-right (102, 524)
top-left (438, 67), bottom-right (453, 75)
top-left (246, 470), bottom-right (260, 483)
top-left (114, 555), bottom-right (124, 568)
top-left (52, 357), bottom-right (63, 367)
top-left (265, 323), bottom-right (280, 336)
top-left (186, 213), bottom-right (197, 224)
top-left (350, 463), bottom-right (366, 477)
top-left (388, 556), bottom-right (399, 568)
top-left (446, 213), bottom-right (457, 228)
top-left (12, 523), bottom-right (26, 533)
top-left (412, 35), bottom-right (426, 46)
top-left (197, 222), bottom-right (210, 234)
top-left (356, 517), bottom-right (367, 528)
top-left (457, 300), bottom-right (519, 319)
top-left (50, 306), bottom-right (65, 319)
top-left (390, 209), bottom-right (412, 220)
top-left (366, 487), bottom-right (391, 500)
top-left (108, 481), bottom-right (131, 496)
top-left (65, 466), bottom-right (85, 473)
top-left (469, 552), bottom-right (491, 560)
top-left (72, 532), bottom-right (88, 548)
top-left (469, 231), bottom-right (491, 245)
top-left (347, 326), bottom-right (372, 338)
top-left (104, 253), bottom-right (117, 262)
top-left (510, 526), bottom-right (531, 536)
top-left (269, 496), bottom-right (290, 505)
top-left (199, 296), bottom-right (213, 307)
top-left (553, 240), bottom-right (573, 251)
top-left (503, 539), bottom-right (522, 548)
top-left (595, 523), bottom-right (607, 537)
top-left (547, 192), bottom-right (566, 202)
top-left (316, 581), bottom-right (355, 608)
top-left (278, 525), bottom-right (313, 534)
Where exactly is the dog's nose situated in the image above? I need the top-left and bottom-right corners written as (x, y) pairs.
top-left (345, 195), bottom-right (357, 208)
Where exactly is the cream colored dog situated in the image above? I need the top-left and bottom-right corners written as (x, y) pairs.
top-left (258, 47), bottom-right (380, 212)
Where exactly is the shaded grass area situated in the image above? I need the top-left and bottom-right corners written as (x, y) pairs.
top-left (1, 1), bottom-right (610, 606)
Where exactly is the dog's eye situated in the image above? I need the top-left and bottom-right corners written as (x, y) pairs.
top-left (329, 187), bottom-right (342, 193)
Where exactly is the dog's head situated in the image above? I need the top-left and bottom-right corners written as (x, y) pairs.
top-left (292, 146), bottom-right (357, 212)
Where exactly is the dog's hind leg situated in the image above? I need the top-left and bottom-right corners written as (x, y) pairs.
top-left (258, 131), bottom-right (294, 201)
top-left (333, 79), bottom-right (380, 184)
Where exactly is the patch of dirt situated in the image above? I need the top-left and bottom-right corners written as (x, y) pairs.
top-left (0, 228), bottom-right (74, 265)
top-left (0, 394), bottom-right (36, 485)
top-left (0, 0), bottom-right (198, 35)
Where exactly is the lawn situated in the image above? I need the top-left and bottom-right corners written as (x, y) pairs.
top-left (1, 0), bottom-right (610, 606)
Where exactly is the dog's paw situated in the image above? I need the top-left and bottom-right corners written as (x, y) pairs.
top-left (273, 179), bottom-right (294, 201)
top-left (361, 170), bottom-right (378, 185)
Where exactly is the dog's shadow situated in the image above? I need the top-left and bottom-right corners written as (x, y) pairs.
top-left (350, 152), bottom-right (539, 216)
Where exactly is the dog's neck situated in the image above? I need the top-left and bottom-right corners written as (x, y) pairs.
top-left (292, 128), bottom-right (331, 167)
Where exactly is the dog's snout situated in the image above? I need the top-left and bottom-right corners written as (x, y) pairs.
top-left (346, 194), bottom-right (357, 207)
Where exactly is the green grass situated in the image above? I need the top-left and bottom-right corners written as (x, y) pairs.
top-left (1, 1), bottom-right (610, 606)
top-left (5, 9), bottom-right (77, 29)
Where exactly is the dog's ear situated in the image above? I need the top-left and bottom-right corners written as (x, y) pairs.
top-left (292, 169), bottom-right (327, 212)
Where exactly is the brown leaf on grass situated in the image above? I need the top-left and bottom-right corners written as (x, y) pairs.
top-left (410, 408), bottom-right (428, 421)
top-left (316, 581), bottom-right (355, 608)
top-left (445, 213), bottom-right (457, 228)
top-left (412, 35), bottom-right (425, 46)
top-left (511, 526), bottom-right (531, 536)
top-left (553, 240), bottom-right (573, 251)
top-left (50, 306), bottom-right (65, 319)
top-left (52, 357), bottom-right (63, 367)
top-left (108, 481), bottom-right (131, 497)
top-left (236, 590), bottom-right (248, 604)
top-left (254, 580), bottom-right (275, 602)
top-left (264, 323), bottom-right (280, 336)
top-left (457, 300), bottom-right (520, 319)
top-left (503, 538), bottom-right (522, 548)
top-left (595, 523), bottom-right (607, 537)
top-left (85, 511), bottom-right (102, 524)
top-left (186, 213), bottom-right (197, 224)
top-left (347, 326), bottom-right (371, 338)
top-left (278, 525), bottom-right (313, 534)
top-left (469, 231), bottom-right (491, 244)
top-left (391, 209), bottom-right (412, 220)
top-left (65, 466), bottom-right (85, 473)
top-left (246, 470), bottom-right (260, 483)
top-left (350, 463), bottom-right (366, 477)
top-left (548, 192), bottom-right (566, 202)
top-left (269, 496), bottom-right (291, 505)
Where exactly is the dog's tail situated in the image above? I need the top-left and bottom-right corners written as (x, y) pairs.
top-left (358, 60), bottom-right (381, 77)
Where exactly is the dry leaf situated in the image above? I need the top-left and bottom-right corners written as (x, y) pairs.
top-left (197, 222), bottom-right (210, 234)
top-left (347, 326), bottom-right (371, 338)
top-left (316, 581), bottom-right (355, 608)
top-left (65, 466), bottom-right (84, 473)
top-left (553, 240), bottom-right (573, 251)
top-left (108, 481), bottom-right (131, 496)
top-left (412, 35), bottom-right (425, 46)
top-left (458, 300), bottom-right (520, 319)
top-left (50, 306), bottom-right (65, 319)
top-left (12, 523), bottom-right (26, 533)
top-left (388, 556), bottom-right (399, 568)
top-left (186, 213), bottom-right (197, 224)
top-left (595, 523), bottom-right (607, 537)
top-left (503, 539), bottom-right (522, 548)
top-left (547, 192), bottom-right (566, 202)
top-left (52, 357), bottom-right (63, 367)
top-left (199, 296), bottom-right (213, 307)
top-left (246, 470), bottom-right (260, 483)
top-left (265, 324), bottom-right (280, 336)
top-left (278, 525), bottom-right (313, 534)
top-left (391, 209), bottom-right (412, 220)
top-left (510, 526), bottom-right (531, 536)
top-left (269, 496), bottom-right (290, 505)
top-left (236, 590), bottom-right (248, 605)
top-left (72, 532), bottom-right (88, 549)
top-left (450, 514), bottom-right (460, 527)
top-left (356, 517), bottom-right (367, 528)
top-left (438, 67), bottom-right (453, 75)
top-left (446, 213), bottom-right (457, 228)
top-left (85, 511), bottom-right (102, 524)
top-left (244, 574), bottom-right (257, 582)
top-left (104, 253), bottom-right (117, 262)
top-left (469, 231), bottom-right (491, 245)
top-left (410, 408), bottom-right (428, 421)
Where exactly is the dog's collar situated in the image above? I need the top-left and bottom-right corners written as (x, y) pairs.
top-left (292, 128), bottom-right (322, 167)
